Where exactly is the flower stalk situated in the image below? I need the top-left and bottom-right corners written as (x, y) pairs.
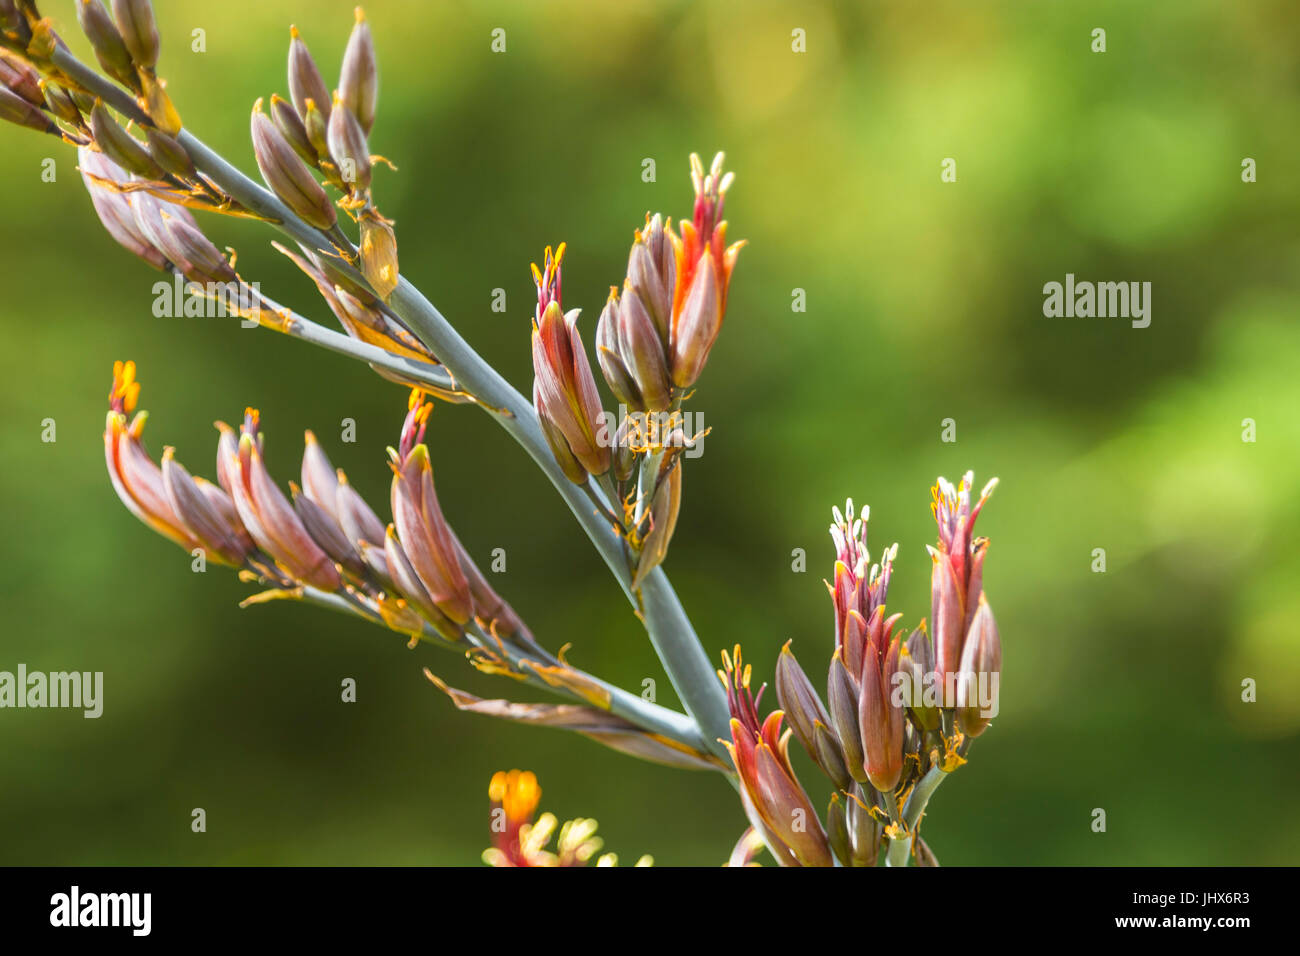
top-left (43, 29), bottom-right (731, 759)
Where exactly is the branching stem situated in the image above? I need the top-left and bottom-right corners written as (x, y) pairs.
top-left (52, 43), bottom-right (732, 762)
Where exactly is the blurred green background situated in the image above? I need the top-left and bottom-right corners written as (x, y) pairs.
top-left (1, 0), bottom-right (1298, 865)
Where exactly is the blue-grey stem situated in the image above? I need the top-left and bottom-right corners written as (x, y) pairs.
top-left (884, 764), bottom-right (952, 866)
top-left (54, 44), bottom-right (731, 761)
top-left (298, 586), bottom-right (703, 750)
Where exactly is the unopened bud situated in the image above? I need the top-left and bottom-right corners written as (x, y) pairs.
top-left (250, 98), bottom-right (336, 230)
top-left (110, 0), bottom-right (159, 70)
top-left (302, 97), bottom-right (329, 158)
top-left (669, 250), bottom-right (719, 388)
top-left (0, 51), bottom-right (43, 107)
top-left (626, 214), bottom-right (674, 340)
top-left (336, 470), bottom-right (386, 548)
top-left (145, 125), bottom-right (195, 179)
top-left (956, 594), bottom-right (1001, 738)
top-left (76, 0), bottom-right (135, 88)
top-left (327, 92), bottom-right (370, 190)
top-left (287, 25), bottom-right (331, 122)
top-left (0, 85), bottom-right (57, 135)
top-left (827, 650), bottom-right (868, 785)
top-left (78, 147), bottom-right (168, 270)
top-left (89, 102), bottom-right (164, 178)
top-left (338, 6), bottom-right (377, 134)
top-left (902, 626), bottom-right (940, 732)
top-left (618, 287), bottom-right (671, 412)
top-left (534, 380), bottom-right (586, 485)
top-left (595, 295), bottom-right (640, 409)
top-left (269, 93), bottom-right (317, 166)
top-left (291, 481), bottom-right (364, 576)
top-left (827, 794), bottom-right (852, 867)
top-left (40, 80), bottom-right (82, 126)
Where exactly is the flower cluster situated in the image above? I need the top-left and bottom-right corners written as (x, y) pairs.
top-left (531, 153), bottom-right (744, 588)
top-left (103, 361), bottom-right (722, 772)
top-left (6, 0), bottom-right (1007, 869)
top-left (720, 475), bottom-right (1001, 866)
top-left (105, 361), bottom-right (518, 644)
top-left (482, 770), bottom-right (651, 868)
top-left (3, 2), bottom-right (452, 394)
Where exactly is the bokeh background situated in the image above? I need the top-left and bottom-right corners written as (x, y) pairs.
top-left (2, 0), bottom-right (1298, 865)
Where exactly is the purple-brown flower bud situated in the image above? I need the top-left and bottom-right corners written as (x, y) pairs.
top-left (287, 25), bottom-right (331, 123)
top-left (160, 448), bottom-right (252, 567)
top-left (930, 544), bottom-right (963, 687)
top-left (775, 640), bottom-right (849, 791)
top-left (847, 789), bottom-right (882, 867)
top-left (533, 379), bottom-right (586, 485)
top-left (128, 188), bottom-right (236, 288)
top-left (76, 0), bottom-right (134, 88)
top-left (616, 286), bottom-right (671, 412)
top-left (327, 90), bottom-right (370, 191)
top-left (859, 625), bottom-right (905, 794)
top-left (666, 152), bottom-right (744, 388)
top-left (388, 394), bottom-right (473, 625)
top-left (158, 209), bottom-right (236, 286)
top-left (902, 624), bottom-right (940, 732)
top-left (956, 594), bottom-right (1001, 738)
top-left (719, 646), bottom-right (833, 867)
top-left (110, 0), bottom-right (158, 70)
top-left (594, 294), bottom-right (640, 409)
top-left (0, 0), bottom-right (28, 43)
top-left (450, 530), bottom-right (527, 641)
top-left (0, 50), bottom-right (43, 107)
top-left (335, 469), bottom-right (386, 548)
top-left (89, 101), bottom-right (164, 178)
top-left (826, 794), bottom-right (851, 866)
top-left (929, 472), bottom-right (997, 686)
top-left (40, 80), bottom-right (82, 127)
top-left (223, 409), bottom-right (341, 591)
top-left (389, 444), bottom-right (473, 625)
top-left (338, 7), bottom-right (377, 134)
top-left (626, 213), bottom-right (675, 341)
top-left (78, 147), bottom-right (167, 270)
top-left (299, 430), bottom-right (341, 522)
top-left (251, 98), bottom-right (336, 230)
top-left (290, 481), bottom-right (365, 577)
top-left (827, 648), bottom-right (868, 785)
top-left (530, 245), bottom-right (610, 478)
top-left (104, 361), bottom-right (197, 551)
top-left (269, 93), bottom-right (317, 166)
top-left (144, 126), bottom-right (195, 179)
top-left (302, 97), bottom-right (329, 158)
top-left (382, 524), bottom-right (459, 640)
